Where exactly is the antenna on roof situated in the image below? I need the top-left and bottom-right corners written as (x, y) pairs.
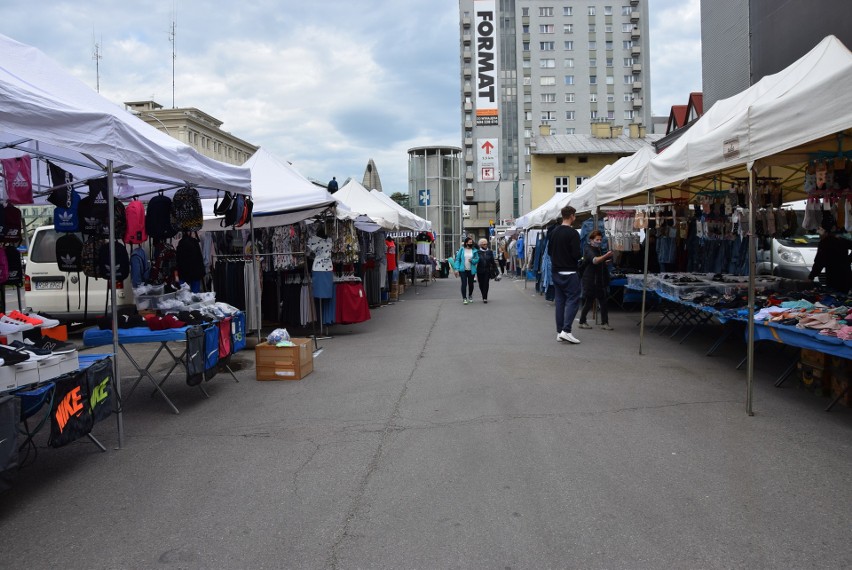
top-left (169, 4), bottom-right (177, 108)
top-left (92, 30), bottom-right (103, 93)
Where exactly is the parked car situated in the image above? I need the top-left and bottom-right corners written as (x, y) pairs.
top-left (25, 225), bottom-right (134, 323)
top-left (756, 209), bottom-right (819, 281)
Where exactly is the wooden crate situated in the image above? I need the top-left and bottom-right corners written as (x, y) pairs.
top-left (800, 348), bottom-right (829, 369)
top-left (255, 338), bottom-right (313, 380)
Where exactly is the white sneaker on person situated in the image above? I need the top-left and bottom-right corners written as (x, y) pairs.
top-left (557, 331), bottom-right (580, 344)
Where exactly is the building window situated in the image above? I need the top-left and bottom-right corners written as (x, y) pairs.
top-left (564, 75), bottom-right (575, 85)
top-left (540, 24), bottom-right (554, 33)
top-left (607, 94), bottom-right (614, 102)
top-left (564, 41), bottom-right (574, 50)
top-left (605, 41), bottom-right (613, 50)
top-left (555, 176), bottom-right (570, 193)
top-left (588, 6), bottom-right (596, 16)
top-left (624, 93), bottom-right (634, 102)
top-left (624, 75), bottom-right (634, 84)
top-left (541, 93), bottom-right (556, 103)
top-left (623, 40), bottom-right (633, 49)
top-left (589, 24), bottom-right (596, 33)
top-left (624, 58), bottom-right (634, 67)
top-left (522, 24), bottom-right (529, 33)
top-left (565, 93), bottom-right (575, 103)
top-left (540, 76), bottom-right (556, 85)
top-left (563, 6), bottom-right (573, 16)
top-left (566, 128), bottom-right (576, 134)
top-left (539, 7), bottom-right (553, 17)
top-left (605, 6), bottom-right (613, 15)
top-left (607, 110), bottom-right (615, 119)
top-left (625, 110), bottom-right (635, 120)
top-left (566, 110), bottom-right (575, 120)
top-left (606, 75), bottom-right (614, 84)
top-left (606, 58), bottom-right (614, 67)
top-left (622, 23), bottom-right (633, 32)
top-left (564, 24), bottom-right (573, 33)
top-left (540, 58), bottom-right (556, 68)
top-left (523, 42), bottom-right (530, 51)
top-left (524, 129), bottom-right (532, 138)
top-left (605, 24), bottom-right (613, 32)
top-left (588, 41), bottom-right (596, 50)
top-left (564, 58), bottom-right (574, 68)
top-left (523, 94), bottom-right (532, 103)
top-left (525, 111), bottom-right (533, 121)
top-left (589, 75), bottom-right (597, 85)
top-left (589, 94), bottom-right (597, 103)
top-left (589, 58), bottom-right (597, 67)
top-left (541, 111), bottom-right (556, 122)
top-left (622, 6), bottom-right (632, 16)
top-left (577, 176), bottom-right (588, 187)
top-left (540, 41), bottom-right (555, 51)
top-left (522, 59), bottom-right (531, 68)
top-left (590, 110), bottom-right (599, 119)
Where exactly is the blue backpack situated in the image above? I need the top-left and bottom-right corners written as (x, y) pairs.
top-left (53, 188), bottom-right (81, 232)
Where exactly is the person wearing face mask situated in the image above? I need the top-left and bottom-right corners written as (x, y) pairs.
top-left (475, 238), bottom-right (498, 303)
top-left (577, 230), bottom-right (614, 330)
top-left (452, 236), bottom-right (480, 304)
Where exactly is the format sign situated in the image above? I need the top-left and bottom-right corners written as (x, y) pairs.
top-left (474, 0), bottom-right (498, 126)
top-left (477, 138), bottom-right (498, 182)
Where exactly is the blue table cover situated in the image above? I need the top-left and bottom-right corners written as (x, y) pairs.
top-left (83, 326), bottom-right (190, 347)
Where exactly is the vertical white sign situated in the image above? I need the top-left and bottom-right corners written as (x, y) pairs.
top-left (473, 0), bottom-right (498, 126)
top-left (477, 138), bottom-right (498, 181)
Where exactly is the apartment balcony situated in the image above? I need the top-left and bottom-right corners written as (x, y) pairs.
top-left (464, 188), bottom-right (476, 203)
top-left (463, 32), bottom-right (471, 45)
top-left (632, 63), bottom-right (642, 74)
top-left (463, 101), bottom-right (472, 112)
top-left (464, 137), bottom-right (473, 146)
top-left (462, 16), bottom-right (471, 27)
top-left (631, 27), bottom-right (640, 39)
top-left (463, 49), bottom-right (472, 61)
top-left (463, 67), bottom-right (472, 78)
top-left (631, 45), bottom-right (641, 57)
top-left (630, 11), bottom-right (640, 21)
top-left (632, 98), bottom-right (643, 108)
top-left (631, 0), bottom-right (639, 5)
top-left (632, 81), bottom-right (642, 91)
top-left (465, 151), bottom-right (474, 163)
top-left (464, 82), bottom-right (472, 94)
top-left (464, 119), bottom-right (473, 129)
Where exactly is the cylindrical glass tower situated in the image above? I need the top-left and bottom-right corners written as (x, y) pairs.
top-left (408, 146), bottom-right (462, 260)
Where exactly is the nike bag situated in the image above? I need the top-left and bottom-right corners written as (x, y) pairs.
top-left (84, 357), bottom-right (113, 424)
top-left (203, 323), bottom-right (219, 381)
top-left (232, 311), bottom-right (246, 353)
top-left (185, 325), bottom-right (205, 386)
top-left (48, 371), bottom-right (94, 448)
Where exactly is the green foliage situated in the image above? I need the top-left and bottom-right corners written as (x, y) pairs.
top-left (390, 192), bottom-right (409, 208)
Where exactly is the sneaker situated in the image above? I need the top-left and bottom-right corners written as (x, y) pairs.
top-left (9, 340), bottom-right (52, 356)
top-left (0, 346), bottom-right (28, 365)
top-left (26, 337), bottom-right (76, 354)
top-left (0, 316), bottom-right (33, 331)
top-left (7, 310), bottom-right (48, 327)
top-left (483, 299), bottom-right (488, 304)
top-left (578, 322), bottom-right (592, 329)
top-left (23, 310), bottom-right (61, 328)
top-left (600, 324), bottom-right (614, 331)
top-left (0, 343), bottom-right (49, 361)
top-left (557, 331), bottom-right (580, 344)
top-left (463, 298), bottom-right (470, 305)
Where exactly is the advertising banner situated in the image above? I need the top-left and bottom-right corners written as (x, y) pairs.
top-left (474, 0), bottom-right (498, 126)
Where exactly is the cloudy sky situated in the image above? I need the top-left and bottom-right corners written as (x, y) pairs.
top-left (0, 0), bottom-right (701, 194)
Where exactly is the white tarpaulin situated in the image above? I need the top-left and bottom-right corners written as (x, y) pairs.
top-left (333, 179), bottom-right (398, 230)
top-left (606, 35), bottom-right (852, 203)
top-left (370, 189), bottom-right (431, 231)
top-left (0, 33), bottom-right (251, 197)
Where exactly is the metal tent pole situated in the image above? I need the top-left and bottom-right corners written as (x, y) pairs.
top-left (248, 213), bottom-right (261, 342)
top-left (746, 169), bottom-right (756, 416)
top-left (639, 191), bottom-right (654, 355)
top-left (107, 161), bottom-right (124, 448)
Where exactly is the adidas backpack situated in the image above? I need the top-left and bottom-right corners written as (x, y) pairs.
top-left (171, 187), bottom-right (203, 232)
top-left (56, 234), bottom-right (84, 273)
top-left (124, 199), bottom-right (147, 244)
top-left (53, 188), bottom-right (81, 232)
top-left (98, 241), bottom-right (130, 282)
top-left (1, 205), bottom-right (22, 246)
top-left (146, 194), bottom-right (177, 239)
top-left (4, 246), bottom-right (22, 286)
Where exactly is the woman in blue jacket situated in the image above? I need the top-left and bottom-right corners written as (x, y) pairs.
top-left (451, 236), bottom-right (479, 304)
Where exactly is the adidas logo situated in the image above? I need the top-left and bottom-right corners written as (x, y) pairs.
top-left (84, 217), bottom-right (100, 228)
top-left (57, 211), bottom-right (74, 223)
top-left (61, 254), bottom-right (77, 266)
top-left (12, 171), bottom-right (28, 188)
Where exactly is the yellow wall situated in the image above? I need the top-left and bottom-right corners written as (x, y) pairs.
top-left (529, 153), bottom-right (629, 211)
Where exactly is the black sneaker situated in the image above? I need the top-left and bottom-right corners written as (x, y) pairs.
top-left (9, 340), bottom-right (52, 356)
top-left (0, 345), bottom-right (29, 365)
top-left (27, 337), bottom-right (76, 354)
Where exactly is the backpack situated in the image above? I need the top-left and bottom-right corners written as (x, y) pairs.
top-left (124, 199), bottom-right (147, 244)
top-left (236, 196), bottom-right (253, 228)
top-left (82, 238), bottom-right (105, 279)
top-left (203, 323), bottom-right (219, 381)
top-left (4, 246), bottom-right (22, 286)
top-left (176, 235), bottom-right (205, 282)
top-left (222, 193), bottom-right (245, 227)
top-left (145, 194), bottom-right (177, 240)
top-left (53, 188), bottom-right (81, 232)
top-left (56, 234), bottom-right (84, 273)
top-left (130, 247), bottom-right (150, 287)
top-left (48, 371), bottom-right (94, 448)
top-left (87, 177), bottom-right (109, 219)
top-left (1, 205), bottom-right (22, 246)
top-left (213, 191), bottom-right (234, 216)
top-left (0, 248), bottom-right (8, 284)
top-left (98, 241), bottom-right (130, 282)
top-left (171, 187), bottom-right (203, 232)
top-left (185, 326), bottom-right (206, 386)
top-left (77, 196), bottom-right (102, 237)
top-left (149, 242), bottom-right (178, 285)
top-left (84, 357), bottom-right (113, 425)
top-left (46, 160), bottom-right (75, 206)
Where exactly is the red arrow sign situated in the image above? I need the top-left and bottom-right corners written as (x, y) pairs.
top-left (481, 141), bottom-right (494, 154)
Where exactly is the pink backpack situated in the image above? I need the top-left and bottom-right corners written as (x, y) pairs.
top-left (124, 199), bottom-right (147, 244)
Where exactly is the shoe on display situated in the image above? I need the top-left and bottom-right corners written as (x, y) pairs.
top-left (557, 331), bottom-right (580, 344)
top-left (0, 316), bottom-right (33, 331)
top-left (7, 310), bottom-right (47, 327)
top-left (0, 346), bottom-right (28, 365)
top-left (600, 324), bottom-right (614, 331)
top-left (0, 344), bottom-right (49, 361)
top-left (9, 340), bottom-right (52, 356)
top-left (23, 310), bottom-right (61, 328)
top-left (26, 337), bottom-right (76, 355)
top-left (578, 322), bottom-right (592, 329)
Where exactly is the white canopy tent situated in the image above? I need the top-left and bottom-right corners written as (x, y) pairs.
top-left (333, 180), bottom-right (398, 231)
top-left (0, 33), bottom-right (252, 446)
top-left (369, 189), bottom-right (432, 232)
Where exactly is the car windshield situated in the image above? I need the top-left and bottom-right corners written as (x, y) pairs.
top-left (777, 234), bottom-right (820, 247)
top-left (30, 228), bottom-right (58, 263)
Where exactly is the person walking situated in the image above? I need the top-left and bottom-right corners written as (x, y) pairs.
top-left (578, 230), bottom-right (614, 330)
top-left (547, 206), bottom-right (583, 344)
top-left (452, 237), bottom-right (479, 304)
top-left (497, 240), bottom-right (508, 275)
top-left (475, 238), bottom-right (498, 303)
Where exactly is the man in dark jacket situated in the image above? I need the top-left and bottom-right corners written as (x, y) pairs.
top-left (327, 177), bottom-right (338, 193)
top-left (808, 224), bottom-right (852, 291)
top-left (547, 206), bottom-right (583, 344)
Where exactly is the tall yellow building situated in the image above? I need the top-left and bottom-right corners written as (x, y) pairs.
top-left (529, 122), bottom-right (659, 210)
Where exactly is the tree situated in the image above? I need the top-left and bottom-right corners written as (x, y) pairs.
top-left (390, 192), bottom-right (410, 208)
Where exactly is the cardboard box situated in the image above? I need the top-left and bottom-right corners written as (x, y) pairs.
top-left (255, 338), bottom-right (313, 380)
top-left (800, 348), bottom-right (828, 369)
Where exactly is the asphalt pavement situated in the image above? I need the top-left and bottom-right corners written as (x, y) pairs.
top-left (1, 275), bottom-right (851, 569)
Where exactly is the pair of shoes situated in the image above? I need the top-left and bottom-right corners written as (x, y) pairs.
top-left (600, 324), bottom-right (614, 331)
top-left (578, 322), bottom-right (592, 329)
top-left (557, 331), bottom-right (581, 344)
top-left (483, 299), bottom-right (488, 304)
top-left (20, 310), bottom-right (60, 328)
top-left (463, 298), bottom-right (470, 305)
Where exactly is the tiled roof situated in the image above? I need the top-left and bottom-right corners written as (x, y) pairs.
top-left (668, 105), bottom-right (688, 132)
top-left (532, 134), bottom-right (661, 155)
top-left (688, 92), bottom-right (704, 116)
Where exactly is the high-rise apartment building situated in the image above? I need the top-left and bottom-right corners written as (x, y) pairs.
top-left (459, 0), bottom-right (651, 230)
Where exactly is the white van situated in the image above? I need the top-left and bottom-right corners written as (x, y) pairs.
top-left (756, 209), bottom-right (818, 280)
top-left (25, 225), bottom-right (134, 322)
